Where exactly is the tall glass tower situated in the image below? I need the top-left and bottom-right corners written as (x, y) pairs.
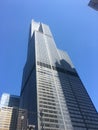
top-left (20, 20), bottom-right (98, 130)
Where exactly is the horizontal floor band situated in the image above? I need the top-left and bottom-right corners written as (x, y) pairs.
top-left (37, 61), bottom-right (78, 77)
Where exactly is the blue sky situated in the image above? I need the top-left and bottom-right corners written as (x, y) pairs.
top-left (0, 0), bottom-right (98, 111)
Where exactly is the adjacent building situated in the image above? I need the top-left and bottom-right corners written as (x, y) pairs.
top-left (0, 106), bottom-right (18, 130)
top-left (0, 93), bottom-right (20, 130)
top-left (88, 0), bottom-right (98, 10)
top-left (0, 93), bottom-right (20, 108)
top-left (20, 20), bottom-right (98, 130)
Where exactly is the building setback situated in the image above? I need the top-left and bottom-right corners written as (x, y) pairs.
top-left (20, 20), bottom-right (98, 130)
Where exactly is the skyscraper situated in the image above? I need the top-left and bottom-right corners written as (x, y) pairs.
top-left (20, 20), bottom-right (98, 130)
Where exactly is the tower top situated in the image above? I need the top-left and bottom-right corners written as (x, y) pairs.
top-left (29, 20), bottom-right (52, 39)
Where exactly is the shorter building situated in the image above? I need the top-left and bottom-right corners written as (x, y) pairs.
top-left (0, 93), bottom-right (20, 108)
top-left (0, 93), bottom-right (20, 130)
top-left (88, 0), bottom-right (98, 10)
top-left (0, 106), bottom-right (18, 130)
top-left (0, 93), bottom-right (35, 129)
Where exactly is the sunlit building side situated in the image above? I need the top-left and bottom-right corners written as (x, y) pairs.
top-left (0, 106), bottom-right (18, 130)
